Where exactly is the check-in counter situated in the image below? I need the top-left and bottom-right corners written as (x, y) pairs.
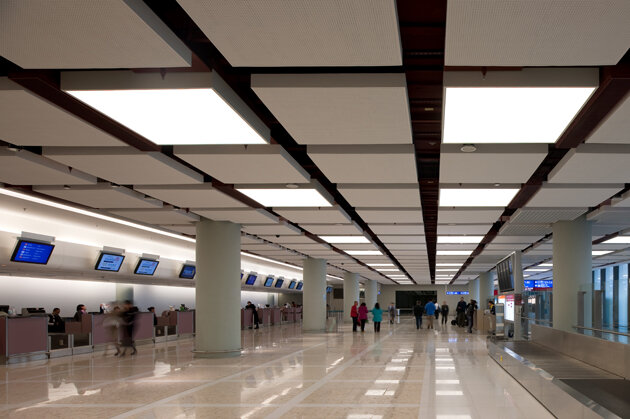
top-left (259, 308), bottom-right (271, 327)
top-left (1, 316), bottom-right (48, 364)
top-left (133, 312), bottom-right (154, 342)
top-left (177, 311), bottom-right (194, 335)
top-left (241, 308), bottom-right (253, 329)
top-left (271, 308), bottom-right (282, 325)
top-left (287, 307), bottom-right (297, 323)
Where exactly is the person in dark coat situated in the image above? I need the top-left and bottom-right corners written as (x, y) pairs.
top-left (48, 308), bottom-right (65, 333)
top-left (413, 300), bottom-right (424, 330)
top-left (120, 301), bottom-right (137, 356)
top-left (245, 301), bottom-right (259, 329)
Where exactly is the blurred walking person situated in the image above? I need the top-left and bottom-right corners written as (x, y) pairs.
top-left (120, 301), bottom-right (138, 356)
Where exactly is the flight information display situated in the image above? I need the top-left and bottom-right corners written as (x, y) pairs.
top-left (134, 259), bottom-right (159, 275)
top-left (179, 265), bottom-right (196, 279)
top-left (264, 277), bottom-right (274, 287)
top-left (296, 282), bottom-right (303, 290)
top-left (95, 253), bottom-right (125, 271)
top-left (245, 274), bottom-right (257, 285)
top-left (524, 279), bottom-right (553, 290)
top-left (11, 240), bottom-right (55, 264)
top-left (288, 280), bottom-right (296, 289)
top-left (446, 291), bottom-right (469, 295)
top-left (274, 278), bottom-right (284, 288)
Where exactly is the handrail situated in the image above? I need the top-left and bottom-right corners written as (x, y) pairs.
top-left (572, 325), bottom-right (630, 337)
top-left (520, 316), bottom-right (552, 325)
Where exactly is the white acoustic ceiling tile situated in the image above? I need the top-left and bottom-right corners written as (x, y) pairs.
top-left (440, 144), bottom-right (547, 183)
top-left (0, 0), bottom-right (191, 69)
top-left (193, 209), bottom-right (278, 224)
top-left (163, 224), bottom-right (196, 236)
top-left (379, 235), bottom-right (426, 244)
top-left (44, 147), bottom-right (203, 185)
top-left (445, 0), bottom-right (630, 66)
top-left (253, 74), bottom-right (411, 145)
top-left (258, 235), bottom-right (318, 244)
top-left (492, 236), bottom-right (541, 244)
top-left (587, 95), bottom-right (630, 144)
top-left (242, 224), bottom-right (301, 236)
top-left (309, 145), bottom-right (417, 183)
top-left (511, 207), bottom-right (588, 224)
top-left (338, 184), bottom-right (421, 208)
top-left (134, 185), bottom-right (245, 209)
top-left (178, 0), bottom-right (401, 67)
top-left (174, 145), bottom-right (309, 184)
top-left (588, 207), bottom-right (630, 226)
top-left (437, 224), bottom-right (491, 235)
top-left (286, 243), bottom-right (332, 252)
top-left (33, 184), bottom-right (161, 209)
top-left (438, 209), bottom-right (503, 224)
top-left (526, 186), bottom-right (621, 208)
top-left (370, 224), bottom-right (424, 235)
top-left (338, 244), bottom-right (379, 251)
top-left (548, 145), bottom-right (630, 183)
top-left (109, 208), bottom-right (199, 225)
top-left (499, 223), bottom-right (552, 236)
top-left (357, 208), bottom-right (423, 224)
top-left (241, 236), bottom-right (263, 245)
top-left (0, 78), bottom-right (124, 147)
top-left (0, 148), bottom-right (96, 185)
top-left (275, 208), bottom-right (350, 224)
top-left (300, 224), bottom-right (362, 235)
top-left (484, 243), bottom-right (525, 252)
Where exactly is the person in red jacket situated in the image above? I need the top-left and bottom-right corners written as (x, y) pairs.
top-left (358, 302), bottom-right (369, 332)
top-left (350, 301), bottom-right (359, 332)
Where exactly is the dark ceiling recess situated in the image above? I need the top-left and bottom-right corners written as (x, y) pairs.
top-left (396, 0), bottom-right (447, 284)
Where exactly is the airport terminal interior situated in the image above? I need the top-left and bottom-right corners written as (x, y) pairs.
top-left (1, 1), bottom-right (630, 418)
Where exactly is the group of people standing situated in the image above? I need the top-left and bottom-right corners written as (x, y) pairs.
top-left (455, 297), bottom-right (478, 333)
top-left (413, 300), bottom-right (449, 330)
top-left (350, 301), bottom-right (385, 332)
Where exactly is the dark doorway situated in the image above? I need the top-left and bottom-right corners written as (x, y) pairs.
top-left (396, 290), bottom-right (437, 311)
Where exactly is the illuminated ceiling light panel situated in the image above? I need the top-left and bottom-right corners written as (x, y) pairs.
top-left (436, 268), bottom-right (458, 272)
top-left (440, 189), bottom-right (518, 207)
top-left (237, 188), bottom-right (332, 207)
top-left (443, 87), bottom-right (595, 144)
top-left (436, 250), bottom-right (473, 256)
top-left (346, 250), bottom-right (382, 256)
top-left (593, 250), bottom-right (613, 256)
top-left (378, 269), bottom-right (401, 272)
top-left (368, 263), bottom-right (395, 267)
top-left (436, 263), bottom-right (461, 267)
top-left (524, 269), bottom-right (549, 272)
top-left (437, 236), bottom-right (483, 244)
top-left (538, 263), bottom-right (553, 267)
top-left (602, 236), bottom-right (630, 244)
top-left (321, 235), bottom-right (370, 244)
top-left (62, 71), bottom-right (269, 145)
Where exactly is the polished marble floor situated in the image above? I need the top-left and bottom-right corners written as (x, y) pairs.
top-left (0, 318), bottom-right (553, 418)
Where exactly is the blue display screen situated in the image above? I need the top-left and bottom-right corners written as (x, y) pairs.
top-left (134, 259), bottom-right (159, 275)
top-left (11, 240), bottom-right (54, 264)
top-left (95, 253), bottom-right (125, 271)
top-left (274, 279), bottom-right (284, 288)
top-left (288, 280), bottom-right (296, 289)
top-left (245, 274), bottom-right (257, 285)
top-left (446, 291), bottom-right (469, 295)
top-left (326, 286), bottom-right (332, 293)
top-left (179, 265), bottom-right (196, 279)
top-left (296, 282), bottom-right (303, 290)
top-left (524, 279), bottom-right (553, 290)
top-left (264, 277), bottom-right (274, 287)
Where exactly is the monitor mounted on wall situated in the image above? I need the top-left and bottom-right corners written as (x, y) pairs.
top-left (134, 258), bottom-right (159, 276)
top-left (95, 252), bottom-right (125, 272)
top-left (11, 240), bottom-right (55, 264)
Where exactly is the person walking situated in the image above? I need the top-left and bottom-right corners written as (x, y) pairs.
top-left (456, 297), bottom-right (467, 327)
top-left (120, 301), bottom-right (137, 356)
top-left (388, 302), bottom-right (396, 324)
top-left (103, 306), bottom-right (121, 356)
top-left (351, 301), bottom-right (359, 332)
top-left (424, 300), bottom-right (436, 329)
top-left (413, 300), bottom-right (424, 330)
top-left (466, 299), bottom-right (478, 333)
top-left (245, 301), bottom-right (259, 329)
top-left (370, 303), bottom-right (383, 333)
top-left (441, 301), bottom-right (450, 325)
top-left (358, 302), bottom-right (368, 332)
top-left (434, 300), bottom-right (440, 320)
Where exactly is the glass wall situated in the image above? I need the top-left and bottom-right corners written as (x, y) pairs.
top-left (591, 262), bottom-right (629, 340)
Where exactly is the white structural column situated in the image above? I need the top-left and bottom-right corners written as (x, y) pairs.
top-left (302, 258), bottom-right (327, 332)
top-left (553, 215), bottom-right (592, 332)
top-left (468, 278), bottom-right (480, 303)
top-left (194, 218), bottom-right (241, 357)
top-left (343, 272), bottom-right (360, 323)
top-left (115, 283), bottom-right (133, 302)
top-left (479, 271), bottom-right (494, 307)
top-left (364, 279), bottom-right (377, 309)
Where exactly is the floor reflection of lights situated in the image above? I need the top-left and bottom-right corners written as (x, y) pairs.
top-left (436, 390), bottom-right (464, 396)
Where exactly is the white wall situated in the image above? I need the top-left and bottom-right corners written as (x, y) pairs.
top-left (133, 284), bottom-right (195, 313)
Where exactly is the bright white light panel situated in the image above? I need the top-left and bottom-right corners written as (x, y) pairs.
top-left (440, 189), bottom-right (518, 207)
top-left (237, 188), bottom-right (331, 207)
top-left (321, 236), bottom-right (370, 244)
top-left (67, 89), bottom-right (267, 145)
top-left (443, 87), bottom-right (595, 144)
top-left (438, 236), bottom-right (483, 243)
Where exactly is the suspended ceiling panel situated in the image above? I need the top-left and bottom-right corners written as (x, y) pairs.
top-left (588, 207), bottom-right (630, 226)
top-left (108, 208), bottom-right (199, 225)
top-left (499, 223), bottom-right (552, 236)
top-left (134, 185), bottom-right (246, 209)
top-left (44, 147), bottom-right (204, 185)
top-left (548, 145), bottom-right (630, 183)
top-left (492, 236), bottom-right (541, 244)
top-left (252, 74), bottom-right (411, 145)
top-left (258, 235), bottom-right (318, 245)
top-left (356, 208), bottom-right (423, 224)
top-left (308, 145), bottom-right (417, 183)
top-left (526, 186), bottom-right (621, 208)
top-left (437, 224), bottom-right (491, 235)
top-left (0, 0), bottom-right (191, 68)
top-left (370, 224), bottom-right (424, 235)
top-left (0, 78), bottom-right (123, 147)
top-left (174, 145), bottom-right (309, 184)
top-left (445, 0), bottom-right (630, 66)
top-left (193, 209), bottom-right (278, 224)
top-left (242, 224), bottom-right (301, 236)
top-left (177, 0), bottom-right (401, 67)
top-left (338, 184), bottom-right (421, 208)
top-left (0, 148), bottom-right (96, 185)
top-left (300, 224), bottom-right (362, 235)
top-left (380, 235), bottom-right (426, 244)
top-left (592, 224), bottom-right (629, 237)
top-left (163, 224), bottom-right (196, 236)
top-left (510, 207), bottom-right (588, 224)
top-left (33, 185), bottom-right (161, 209)
top-left (275, 208), bottom-right (350, 224)
top-left (438, 209), bottom-right (504, 224)
top-left (388, 244), bottom-right (427, 251)
top-left (440, 144), bottom-right (547, 183)
top-left (587, 95), bottom-right (630, 144)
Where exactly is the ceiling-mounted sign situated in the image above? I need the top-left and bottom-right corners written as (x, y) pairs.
top-left (446, 291), bottom-right (469, 295)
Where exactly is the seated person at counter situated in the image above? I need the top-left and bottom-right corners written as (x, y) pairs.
top-left (48, 308), bottom-right (65, 333)
top-left (73, 304), bottom-right (86, 322)
top-left (148, 307), bottom-right (157, 325)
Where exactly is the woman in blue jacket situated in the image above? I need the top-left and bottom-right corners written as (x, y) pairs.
top-left (370, 303), bottom-right (384, 333)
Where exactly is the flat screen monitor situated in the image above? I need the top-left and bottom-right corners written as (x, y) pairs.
top-left (240, 272), bottom-right (244, 279)
top-left (496, 256), bottom-right (515, 293)
top-left (288, 280), bottom-right (296, 289)
top-left (11, 240), bottom-right (55, 264)
top-left (263, 276), bottom-right (274, 287)
top-left (245, 274), bottom-right (257, 285)
top-left (326, 286), bottom-right (332, 293)
top-left (296, 282), bottom-right (303, 290)
top-left (524, 279), bottom-right (553, 291)
top-left (95, 252), bottom-right (125, 272)
top-left (134, 259), bottom-right (159, 275)
top-left (446, 291), bottom-right (469, 295)
top-left (179, 265), bottom-right (196, 279)
top-left (504, 294), bottom-right (515, 322)
top-left (274, 278), bottom-right (284, 288)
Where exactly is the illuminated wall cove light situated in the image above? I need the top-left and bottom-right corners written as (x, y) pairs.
top-left (236, 189), bottom-right (332, 207)
top-left (440, 189), bottom-right (518, 207)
